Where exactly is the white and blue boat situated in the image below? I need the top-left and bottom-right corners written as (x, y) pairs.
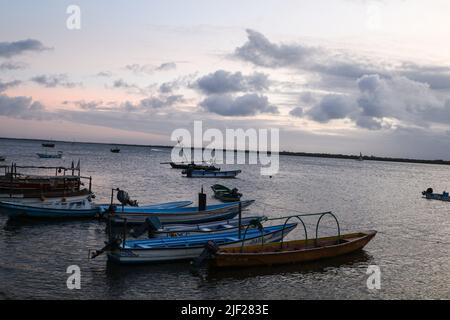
top-left (97, 201), bottom-right (193, 214)
top-left (0, 199), bottom-right (99, 219)
top-left (128, 215), bottom-right (267, 238)
top-left (111, 200), bottom-right (255, 225)
top-left (99, 223), bottom-right (297, 264)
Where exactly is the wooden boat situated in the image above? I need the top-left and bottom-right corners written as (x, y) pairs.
top-left (110, 148), bottom-right (120, 153)
top-left (422, 188), bottom-right (450, 201)
top-left (42, 143), bottom-right (55, 148)
top-left (208, 230), bottom-right (377, 268)
top-left (211, 184), bottom-right (242, 202)
top-left (183, 169), bottom-right (241, 178)
top-left (37, 151), bottom-right (63, 159)
top-left (0, 163), bottom-right (94, 204)
top-left (95, 223), bottom-right (297, 264)
top-left (0, 199), bottom-right (100, 219)
top-left (135, 216), bottom-right (267, 238)
top-left (97, 200), bottom-right (193, 214)
top-left (110, 200), bottom-right (255, 225)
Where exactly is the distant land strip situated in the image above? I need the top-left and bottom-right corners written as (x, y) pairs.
top-left (1, 137), bottom-right (450, 166)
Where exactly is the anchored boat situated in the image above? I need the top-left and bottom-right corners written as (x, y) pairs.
top-left (169, 162), bottom-right (219, 171)
top-left (202, 212), bottom-right (377, 269)
top-left (211, 184), bottom-right (242, 202)
top-left (109, 200), bottom-right (255, 225)
top-left (183, 169), bottom-right (241, 178)
top-left (0, 199), bottom-right (100, 219)
top-left (422, 188), bottom-right (450, 201)
top-left (37, 151), bottom-right (63, 159)
top-left (91, 223), bottom-right (297, 264)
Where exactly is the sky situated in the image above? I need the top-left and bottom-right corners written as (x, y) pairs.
top-left (1, 0), bottom-right (450, 159)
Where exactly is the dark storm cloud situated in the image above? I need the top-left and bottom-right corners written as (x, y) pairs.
top-left (31, 74), bottom-right (81, 88)
top-left (196, 70), bottom-right (269, 94)
top-left (0, 94), bottom-right (46, 119)
top-left (200, 93), bottom-right (278, 116)
top-left (0, 39), bottom-right (50, 58)
top-left (0, 80), bottom-right (21, 92)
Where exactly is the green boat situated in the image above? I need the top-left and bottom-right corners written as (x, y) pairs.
top-left (211, 184), bottom-right (242, 202)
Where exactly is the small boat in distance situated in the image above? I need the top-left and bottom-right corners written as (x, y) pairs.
top-left (211, 184), bottom-right (242, 202)
top-left (357, 152), bottom-right (364, 161)
top-left (183, 169), bottom-right (241, 178)
top-left (37, 151), bottom-right (63, 159)
top-left (42, 142), bottom-right (55, 148)
top-left (169, 162), bottom-right (219, 171)
top-left (422, 188), bottom-right (450, 201)
top-left (110, 147), bottom-right (120, 153)
top-left (0, 155), bottom-right (5, 162)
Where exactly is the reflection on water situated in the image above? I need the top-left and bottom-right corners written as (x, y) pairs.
top-left (1, 139), bottom-right (450, 299)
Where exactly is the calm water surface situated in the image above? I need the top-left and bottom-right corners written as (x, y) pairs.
top-left (1, 139), bottom-right (450, 299)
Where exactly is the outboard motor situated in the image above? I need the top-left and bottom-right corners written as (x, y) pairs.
top-left (130, 216), bottom-right (162, 238)
top-left (117, 189), bottom-right (138, 206)
top-left (190, 241), bottom-right (219, 271)
top-left (422, 187), bottom-right (433, 195)
top-left (198, 186), bottom-right (207, 211)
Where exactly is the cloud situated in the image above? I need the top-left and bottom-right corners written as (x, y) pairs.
top-left (96, 71), bottom-right (113, 77)
top-left (139, 94), bottom-right (184, 109)
top-left (156, 62), bottom-right (177, 71)
top-left (196, 70), bottom-right (270, 94)
top-left (0, 94), bottom-right (47, 120)
top-left (289, 107), bottom-right (304, 118)
top-left (31, 74), bottom-right (81, 88)
top-left (0, 80), bottom-right (21, 92)
top-left (307, 94), bottom-right (358, 123)
top-left (125, 62), bottom-right (177, 75)
top-left (0, 39), bottom-right (50, 58)
top-left (305, 74), bottom-right (447, 130)
top-left (200, 93), bottom-right (278, 116)
top-left (234, 29), bottom-right (318, 68)
top-left (0, 61), bottom-right (27, 70)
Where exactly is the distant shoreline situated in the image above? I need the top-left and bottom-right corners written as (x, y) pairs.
top-left (1, 136), bottom-right (450, 166)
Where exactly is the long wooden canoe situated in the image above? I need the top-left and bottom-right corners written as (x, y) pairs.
top-left (209, 230), bottom-right (377, 268)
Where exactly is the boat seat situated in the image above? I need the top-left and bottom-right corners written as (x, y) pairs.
top-left (199, 228), bottom-right (212, 232)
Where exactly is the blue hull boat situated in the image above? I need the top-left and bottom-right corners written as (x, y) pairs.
top-left (97, 200), bottom-right (193, 214)
top-left (111, 200), bottom-right (255, 225)
top-left (0, 200), bottom-right (99, 219)
top-left (102, 223), bottom-right (297, 264)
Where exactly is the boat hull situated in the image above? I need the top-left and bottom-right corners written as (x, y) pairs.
top-left (112, 200), bottom-right (254, 225)
top-left (184, 170), bottom-right (241, 178)
top-left (0, 200), bottom-right (99, 219)
top-left (97, 201), bottom-right (193, 214)
top-left (210, 230), bottom-right (377, 268)
top-left (106, 224), bottom-right (296, 264)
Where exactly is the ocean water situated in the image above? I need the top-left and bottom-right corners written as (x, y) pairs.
top-left (1, 138), bottom-right (450, 299)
